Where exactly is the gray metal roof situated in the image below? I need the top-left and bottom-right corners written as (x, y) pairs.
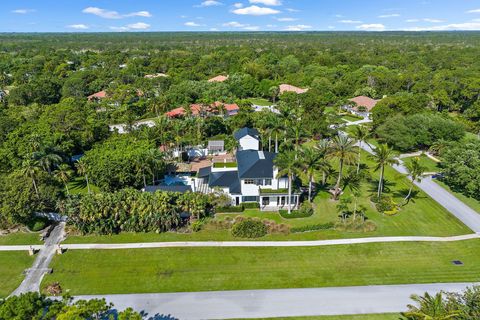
top-left (234, 128), bottom-right (260, 141)
top-left (236, 150), bottom-right (276, 179)
top-left (144, 185), bottom-right (192, 193)
top-left (208, 171), bottom-right (241, 194)
top-left (198, 166), bottom-right (211, 178)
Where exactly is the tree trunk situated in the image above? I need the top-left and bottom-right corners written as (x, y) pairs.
top-left (65, 183), bottom-right (70, 195)
top-left (287, 173), bottom-right (292, 214)
top-left (143, 170), bottom-right (147, 188)
top-left (377, 165), bottom-right (384, 199)
top-left (353, 197), bottom-right (357, 221)
top-left (269, 135), bottom-right (272, 152)
top-left (404, 183), bottom-right (414, 204)
top-left (322, 171), bottom-right (326, 186)
top-left (308, 176), bottom-right (313, 202)
top-left (335, 159), bottom-right (344, 190)
top-left (85, 174), bottom-right (91, 194)
top-left (357, 142), bottom-right (362, 174)
top-left (275, 133), bottom-right (278, 153)
top-left (31, 175), bottom-right (39, 196)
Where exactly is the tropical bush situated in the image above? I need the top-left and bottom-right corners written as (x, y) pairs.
top-left (335, 217), bottom-right (377, 232)
top-left (59, 189), bottom-right (214, 234)
top-left (216, 205), bottom-right (244, 213)
top-left (372, 196), bottom-right (397, 214)
top-left (231, 218), bottom-right (267, 238)
top-left (242, 202), bottom-right (260, 209)
top-left (26, 217), bottom-right (50, 232)
top-left (280, 202), bottom-right (314, 218)
top-left (290, 222), bottom-right (335, 233)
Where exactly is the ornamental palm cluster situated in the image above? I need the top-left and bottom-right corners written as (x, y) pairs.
top-left (60, 189), bottom-right (213, 235)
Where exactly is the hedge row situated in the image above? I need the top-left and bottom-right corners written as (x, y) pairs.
top-left (290, 222), bottom-right (335, 233)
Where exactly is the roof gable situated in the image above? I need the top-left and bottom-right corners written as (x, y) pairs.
top-left (234, 128), bottom-right (260, 141)
top-left (236, 150), bottom-right (275, 179)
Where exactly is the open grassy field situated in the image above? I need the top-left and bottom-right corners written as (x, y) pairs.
top-left (341, 114), bottom-right (364, 122)
top-left (233, 315), bottom-right (400, 320)
top-left (43, 239), bottom-right (480, 295)
top-left (0, 232), bottom-right (41, 245)
top-left (0, 252), bottom-right (33, 297)
top-left (249, 98), bottom-right (273, 106)
top-left (402, 154), bottom-right (440, 173)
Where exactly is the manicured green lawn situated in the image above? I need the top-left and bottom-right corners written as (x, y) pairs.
top-left (0, 252), bottom-right (33, 297)
top-left (342, 114), bottom-right (364, 122)
top-left (44, 239), bottom-right (480, 295)
top-left (435, 180), bottom-right (480, 214)
top-left (402, 154), bottom-right (440, 173)
top-left (249, 98), bottom-right (273, 106)
top-left (0, 232), bottom-right (42, 245)
top-left (67, 177), bottom-right (100, 195)
top-left (233, 314), bottom-right (399, 320)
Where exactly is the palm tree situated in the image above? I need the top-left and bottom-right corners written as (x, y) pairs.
top-left (403, 157), bottom-right (427, 204)
top-left (135, 157), bottom-right (152, 189)
top-left (54, 164), bottom-right (73, 195)
top-left (342, 170), bottom-right (362, 220)
top-left (327, 135), bottom-right (357, 200)
top-left (75, 159), bottom-right (91, 194)
top-left (299, 146), bottom-right (322, 202)
top-left (274, 150), bottom-right (298, 214)
top-left (36, 151), bottom-right (62, 174)
top-left (351, 125), bottom-right (370, 174)
top-left (369, 144), bottom-right (399, 199)
top-left (315, 139), bottom-right (332, 186)
top-left (402, 292), bottom-right (459, 320)
top-left (20, 158), bottom-right (41, 196)
top-left (146, 148), bottom-right (164, 184)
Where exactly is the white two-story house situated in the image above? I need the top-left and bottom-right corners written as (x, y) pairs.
top-left (197, 128), bottom-right (300, 211)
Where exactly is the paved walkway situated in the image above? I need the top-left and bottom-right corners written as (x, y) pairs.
top-left (75, 283), bottom-right (478, 320)
top-left (11, 222), bottom-right (65, 295)
top-left (356, 140), bottom-right (480, 233)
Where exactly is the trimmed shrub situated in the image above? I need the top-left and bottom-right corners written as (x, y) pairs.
top-left (242, 202), bottom-right (260, 209)
top-left (371, 196), bottom-right (397, 214)
top-left (279, 202), bottom-right (314, 219)
top-left (216, 205), bottom-right (244, 213)
top-left (27, 217), bottom-right (50, 232)
top-left (335, 218), bottom-right (377, 232)
top-left (231, 218), bottom-right (267, 238)
top-left (291, 222), bottom-right (335, 233)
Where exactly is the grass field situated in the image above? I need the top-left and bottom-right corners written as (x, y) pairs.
top-left (233, 315), bottom-right (400, 320)
top-left (67, 177), bottom-right (100, 195)
top-left (402, 154), bottom-right (440, 173)
top-left (43, 239), bottom-right (480, 295)
top-left (0, 252), bottom-right (33, 297)
top-left (0, 232), bottom-right (41, 245)
top-left (342, 114), bottom-right (364, 122)
top-left (249, 98), bottom-right (273, 106)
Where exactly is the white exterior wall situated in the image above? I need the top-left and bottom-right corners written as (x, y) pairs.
top-left (240, 180), bottom-right (260, 196)
top-left (238, 136), bottom-right (259, 151)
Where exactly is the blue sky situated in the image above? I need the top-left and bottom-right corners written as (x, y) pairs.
top-left (1, 0), bottom-right (480, 32)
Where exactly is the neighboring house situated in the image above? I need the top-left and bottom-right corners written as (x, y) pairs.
top-left (144, 73), bottom-right (168, 79)
top-left (208, 140), bottom-right (225, 154)
top-left (197, 128), bottom-right (301, 211)
top-left (87, 90), bottom-right (108, 102)
top-left (279, 84), bottom-right (308, 95)
top-left (344, 96), bottom-right (380, 118)
top-left (208, 75), bottom-right (229, 83)
top-left (165, 101), bottom-right (239, 118)
top-left (0, 90), bottom-right (6, 101)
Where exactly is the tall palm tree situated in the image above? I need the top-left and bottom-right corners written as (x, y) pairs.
top-left (315, 139), bottom-right (332, 186)
top-left (36, 151), bottom-right (62, 174)
top-left (299, 146), bottom-right (323, 202)
top-left (75, 159), bottom-right (91, 194)
top-left (342, 170), bottom-right (362, 220)
top-left (274, 150), bottom-right (298, 214)
top-left (20, 158), bottom-right (41, 196)
top-left (369, 144), bottom-right (399, 199)
top-left (146, 148), bottom-right (164, 184)
top-left (327, 135), bottom-right (357, 200)
top-left (351, 125), bottom-right (370, 174)
top-left (402, 292), bottom-right (459, 320)
top-left (403, 157), bottom-right (427, 204)
top-left (54, 164), bottom-right (73, 195)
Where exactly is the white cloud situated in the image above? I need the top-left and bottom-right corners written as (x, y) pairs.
top-left (109, 22), bottom-right (151, 31)
top-left (233, 5), bottom-right (280, 15)
top-left (405, 19), bottom-right (419, 22)
top-left (67, 24), bottom-right (89, 30)
top-left (378, 14), bottom-right (400, 18)
top-left (356, 23), bottom-right (386, 31)
top-left (276, 17), bottom-right (297, 22)
top-left (83, 7), bottom-right (152, 19)
top-left (233, 3), bottom-right (243, 8)
top-left (223, 21), bottom-right (247, 27)
top-left (244, 26), bottom-right (260, 30)
top-left (197, 1), bottom-right (223, 7)
top-left (12, 9), bottom-right (35, 14)
top-left (339, 20), bottom-right (363, 24)
top-left (423, 18), bottom-right (445, 23)
top-left (405, 22), bottom-right (480, 31)
top-left (185, 21), bottom-right (202, 27)
top-left (249, 0), bottom-right (282, 6)
top-left (210, 28), bottom-right (219, 31)
top-left (286, 8), bottom-right (300, 12)
top-left (284, 24), bottom-right (312, 31)
top-left (467, 9), bottom-right (480, 13)
top-left (328, 26), bottom-right (335, 29)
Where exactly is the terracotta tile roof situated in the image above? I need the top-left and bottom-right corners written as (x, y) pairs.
top-left (349, 96), bottom-right (379, 112)
top-left (208, 75), bottom-right (229, 83)
top-left (166, 101), bottom-right (239, 118)
top-left (87, 90), bottom-right (107, 101)
top-left (279, 84), bottom-right (308, 94)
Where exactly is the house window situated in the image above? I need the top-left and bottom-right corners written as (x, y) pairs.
top-left (245, 179), bottom-right (255, 185)
top-left (243, 196), bottom-right (259, 202)
top-left (256, 179), bottom-right (264, 186)
top-left (265, 179), bottom-right (272, 186)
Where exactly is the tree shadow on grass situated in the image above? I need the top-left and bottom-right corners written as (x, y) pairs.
top-left (367, 178), bottom-right (396, 194)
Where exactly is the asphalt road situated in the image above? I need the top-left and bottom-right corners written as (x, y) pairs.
top-left (76, 283), bottom-right (478, 320)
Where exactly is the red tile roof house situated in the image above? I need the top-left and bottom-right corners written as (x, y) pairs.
top-left (279, 84), bottom-right (308, 95)
top-left (87, 90), bottom-right (108, 102)
top-left (208, 75), bottom-right (229, 83)
top-left (345, 96), bottom-right (380, 118)
top-left (166, 102), bottom-right (239, 118)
